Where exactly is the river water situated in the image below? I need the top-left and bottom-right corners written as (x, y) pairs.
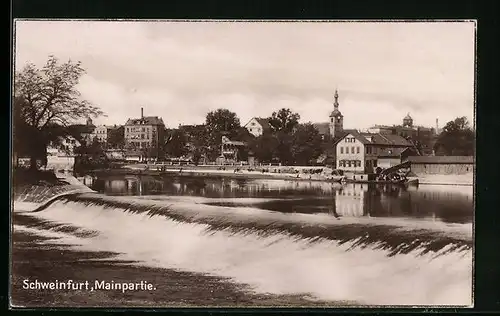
top-left (92, 174), bottom-right (474, 224)
top-left (14, 174), bottom-right (474, 306)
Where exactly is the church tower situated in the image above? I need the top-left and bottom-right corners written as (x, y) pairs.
top-left (329, 89), bottom-right (344, 138)
top-left (403, 113), bottom-right (413, 128)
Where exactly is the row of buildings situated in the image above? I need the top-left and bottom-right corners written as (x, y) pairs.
top-left (48, 107), bottom-right (166, 161)
top-left (243, 90), bottom-right (446, 173)
top-left (46, 90), bottom-right (472, 175)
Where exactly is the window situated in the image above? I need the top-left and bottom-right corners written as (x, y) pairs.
top-left (340, 147), bottom-right (344, 154)
top-left (357, 161), bottom-right (361, 167)
top-left (347, 160), bottom-right (351, 167)
top-left (126, 128), bottom-right (129, 132)
top-left (141, 134), bottom-right (145, 139)
top-left (351, 146), bottom-right (355, 154)
top-left (142, 127), bottom-right (145, 132)
top-left (331, 118), bottom-right (334, 123)
top-left (251, 122), bottom-right (256, 126)
top-left (250, 128), bottom-right (253, 132)
top-left (356, 147), bottom-right (360, 154)
top-left (337, 118), bottom-right (341, 123)
top-left (373, 160), bottom-right (378, 167)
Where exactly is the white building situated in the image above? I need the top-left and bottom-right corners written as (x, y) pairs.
top-left (243, 117), bottom-right (272, 137)
top-left (335, 130), bottom-right (415, 173)
top-left (47, 135), bottom-right (81, 157)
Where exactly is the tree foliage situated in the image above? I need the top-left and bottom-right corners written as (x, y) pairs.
top-left (249, 133), bottom-right (280, 164)
top-left (268, 108), bottom-right (300, 134)
top-left (107, 126), bottom-right (125, 149)
top-left (205, 108), bottom-right (241, 136)
top-left (165, 129), bottom-right (189, 158)
top-left (73, 138), bottom-right (109, 174)
top-left (290, 123), bottom-right (323, 165)
top-left (14, 55), bottom-right (103, 169)
top-left (204, 109), bottom-right (242, 160)
top-left (433, 117), bottom-right (475, 156)
top-left (15, 55), bottom-right (103, 129)
top-left (249, 122), bottom-right (323, 165)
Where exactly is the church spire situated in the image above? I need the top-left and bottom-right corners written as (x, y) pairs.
top-left (334, 89), bottom-right (339, 109)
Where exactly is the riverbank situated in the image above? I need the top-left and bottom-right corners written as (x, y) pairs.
top-left (103, 165), bottom-right (346, 183)
top-left (119, 164), bottom-right (474, 186)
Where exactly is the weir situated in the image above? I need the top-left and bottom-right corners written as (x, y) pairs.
top-left (22, 193), bottom-right (472, 257)
top-left (12, 193), bottom-right (473, 306)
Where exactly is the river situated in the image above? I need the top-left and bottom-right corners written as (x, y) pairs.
top-left (12, 173), bottom-right (473, 307)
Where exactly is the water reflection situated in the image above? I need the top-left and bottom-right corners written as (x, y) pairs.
top-left (92, 175), bottom-right (473, 224)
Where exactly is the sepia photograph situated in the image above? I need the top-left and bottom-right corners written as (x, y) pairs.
top-left (10, 20), bottom-right (475, 308)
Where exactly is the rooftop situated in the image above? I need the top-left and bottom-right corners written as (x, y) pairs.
top-left (245, 117), bottom-right (272, 131)
top-left (125, 116), bottom-right (165, 126)
top-left (342, 130), bottom-right (413, 147)
top-left (313, 122), bottom-right (329, 135)
top-left (377, 147), bottom-right (412, 158)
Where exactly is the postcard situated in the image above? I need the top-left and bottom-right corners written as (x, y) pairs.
top-left (11, 20), bottom-right (475, 308)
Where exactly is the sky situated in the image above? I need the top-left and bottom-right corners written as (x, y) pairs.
top-left (14, 20), bottom-right (476, 130)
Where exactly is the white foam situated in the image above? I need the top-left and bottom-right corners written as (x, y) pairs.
top-left (24, 199), bottom-right (473, 306)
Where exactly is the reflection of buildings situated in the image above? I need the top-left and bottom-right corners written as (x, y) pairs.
top-left (100, 175), bottom-right (164, 196)
top-left (333, 183), bottom-right (368, 217)
top-left (375, 185), bottom-right (473, 222)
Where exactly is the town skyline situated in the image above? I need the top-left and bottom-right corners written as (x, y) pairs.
top-left (14, 20), bottom-right (476, 130)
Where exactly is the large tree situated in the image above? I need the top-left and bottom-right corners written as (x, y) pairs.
top-left (204, 109), bottom-right (242, 160)
top-left (291, 123), bottom-right (323, 165)
top-left (433, 117), bottom-right (475, 156)
top-left (107, 126), bottom-right (125, 149)
top-left (205, 108), bottom-right (241, 136)
top-left (14, 55), bottom-right (103, 169)
top-left (249, 133), bottom-right (280, 164)
top-left (164, 129), bottom-right (189, 158)
top-left (268, 108), bottom-right (300, 134)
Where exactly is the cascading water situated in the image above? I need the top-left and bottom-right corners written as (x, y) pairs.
top-left (13, 192), bottom-right (473, 306)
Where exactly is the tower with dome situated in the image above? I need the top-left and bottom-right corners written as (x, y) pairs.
top-left (329, 89), bottom-right (344, 138)
top-left (402, 113), bottom-right (413, 128)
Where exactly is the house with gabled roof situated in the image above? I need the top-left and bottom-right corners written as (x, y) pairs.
top-left (244, 117), bottom-right (272, 137)
top-left (335, 130), bottom-right (417, 173)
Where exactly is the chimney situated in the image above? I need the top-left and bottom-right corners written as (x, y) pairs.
top-left (435, 118), bottom-right (439, 133)
top-left (141, 107), bottom-right (144, 118)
